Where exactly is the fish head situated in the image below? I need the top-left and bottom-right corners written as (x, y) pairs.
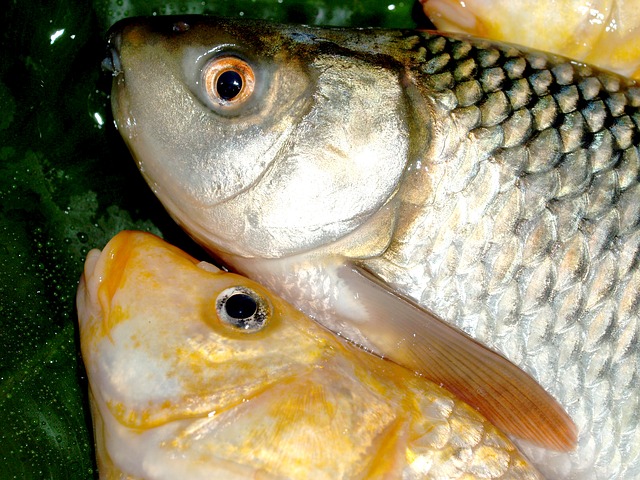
top-left (106, 16), bottom-right (411, 258)
top-left (76, 230), bottom-right (335, 433)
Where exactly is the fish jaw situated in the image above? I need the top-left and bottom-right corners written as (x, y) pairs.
top-left (106, 16), bottom-right (414, 258)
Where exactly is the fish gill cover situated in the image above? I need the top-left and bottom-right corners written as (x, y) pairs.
top-left (0, 0), bottom-right (421, 478)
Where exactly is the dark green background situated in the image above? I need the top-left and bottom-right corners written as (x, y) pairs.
top-left (0, 1), bottom-right (432, 478)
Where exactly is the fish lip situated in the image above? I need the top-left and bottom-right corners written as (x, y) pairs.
top-left (80, 231), bottom-right (139, 322)
top-left (103, 23), bottom-right (123, 75)
top-left (76, 247), bottom-right (103, 331)
top-left (101, 47), bottom-right (121, 75)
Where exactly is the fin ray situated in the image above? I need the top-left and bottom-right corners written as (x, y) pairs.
top-left (338, 262), bottom-right (577, 451)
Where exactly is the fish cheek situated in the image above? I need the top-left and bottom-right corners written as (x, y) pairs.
top-left (207, 55), bottom-right (411, 257)
top-left (128, 45), bottom-right (312, 210)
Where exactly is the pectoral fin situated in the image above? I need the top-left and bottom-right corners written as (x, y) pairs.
top-left (337, 262), bottom-right (577, 451)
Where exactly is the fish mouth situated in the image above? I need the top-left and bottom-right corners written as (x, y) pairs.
top-left (102, 22), bottom-right (124, 75)
top-left (95, 232), bottom-right (137, 309)
top-left (102, 46), bottom-right (122, 75)
top-left (76, 231), bottom-right (139, 337)
top-left (76, 247), bottom-right (103, 332)
top-left (78, 231), bottom-right (203, 330)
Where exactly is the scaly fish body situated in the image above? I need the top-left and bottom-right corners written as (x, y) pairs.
top-left (421, 0), bottom-right (640, 79)
top-left (106, 17), bottom-right (639, 478)
top-left (77, 230), bottom-right (542, 479)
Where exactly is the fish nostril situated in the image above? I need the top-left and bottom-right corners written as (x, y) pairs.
top-left (102, 47), bottom-right (122, 75)
top-left (172, 21), bottom-right (191, 33)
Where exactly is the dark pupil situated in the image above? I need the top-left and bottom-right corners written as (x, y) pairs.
top-left (225, 293), bottom-right (257, 319)
top-left (217, 70), bottom-right (243, 100)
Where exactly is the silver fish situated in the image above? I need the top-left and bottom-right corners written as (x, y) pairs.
top-left (106, 16), bottom-right (639, 479)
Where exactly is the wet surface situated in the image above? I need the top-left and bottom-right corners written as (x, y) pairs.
top-left (0, 0), bottom-right (425, 478)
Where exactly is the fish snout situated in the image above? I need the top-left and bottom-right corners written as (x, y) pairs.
top-left (77, 232), bottom-right (138, 327)
top-left (102, 15), bottom-right (197, 76)
top-left (102, 16), bottom-right (145, 75)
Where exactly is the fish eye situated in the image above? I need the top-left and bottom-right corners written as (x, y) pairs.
top-left (202, 56), bottom-right (255, 107)
top-left (215, 286), bottom-right (270, 333)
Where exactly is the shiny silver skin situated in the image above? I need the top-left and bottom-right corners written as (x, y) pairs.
top-left (107, 16), bottom-right (639, 479)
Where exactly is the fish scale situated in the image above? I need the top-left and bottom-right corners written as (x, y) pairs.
top-left (107, 17), bottom-right (639, 479)
top-left (362, 30), bottom-right (640, 478)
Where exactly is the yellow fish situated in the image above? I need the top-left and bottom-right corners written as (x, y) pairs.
top-left (77, 231), bottom-right (542, 479)
top-left (421, 0), bottom-right (640, 79)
